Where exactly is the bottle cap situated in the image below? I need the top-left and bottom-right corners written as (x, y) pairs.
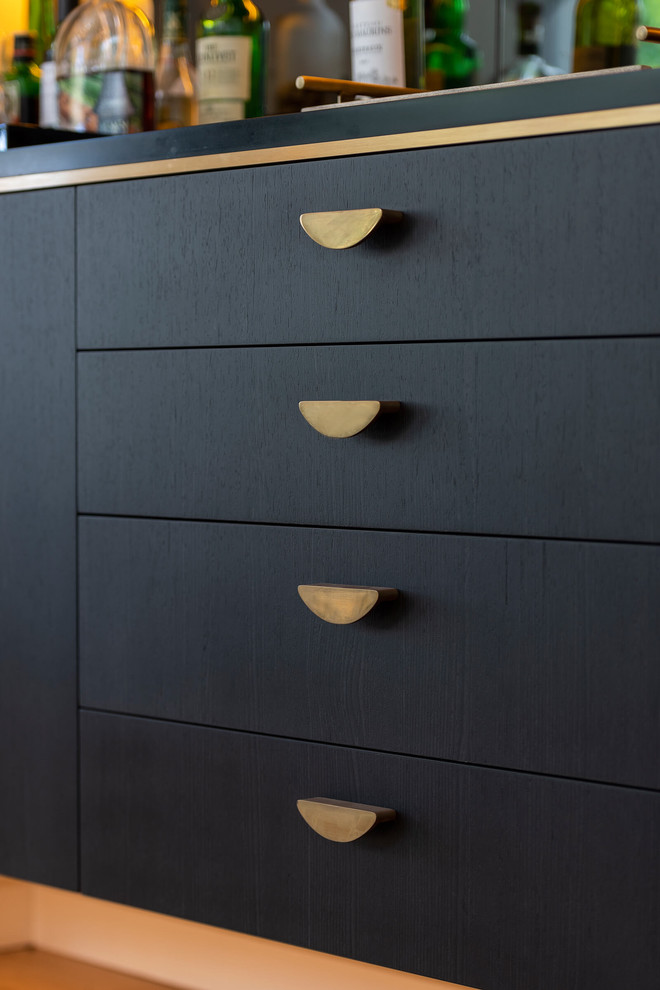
top-left (13, 32), bottom-right (37, 60)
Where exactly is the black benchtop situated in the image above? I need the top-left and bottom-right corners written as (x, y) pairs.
top-left (1, 67), bottom-right (659, 178)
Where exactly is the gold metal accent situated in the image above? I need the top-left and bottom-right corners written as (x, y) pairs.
top-left (297, 797), bottom-right (396, 842)
top-left (2, 105), bottom-right (660, 195)
top-left (295, 75), bottom-right (423, 100)
top-left (297, 583), bottom-right (398, 624)
top-left (637, 25), bottom-right (660, 42)
top-left (299, 208), bottom-right (403, 249)
top-left (299, 399), bottom-right (400, 437)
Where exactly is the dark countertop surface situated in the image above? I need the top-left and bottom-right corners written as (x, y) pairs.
top-left (1, 66), bottom-right (659, 178)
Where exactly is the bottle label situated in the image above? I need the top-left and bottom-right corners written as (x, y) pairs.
top-left (196, 36), bottom-right (252, 119)
top-left (4, 80), bottom-right (21, 124)
top-left (350, 0), bottom-right (405, 87)
top-left (198, 99), bottom-right (246, 124)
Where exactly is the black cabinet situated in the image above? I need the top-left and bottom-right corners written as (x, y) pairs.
top-left (2, 112), bottom-right (659, 990)
top-left (0, 190), bottom-right (77, 889)
top-left (73, 123), bottom-right (660, 988)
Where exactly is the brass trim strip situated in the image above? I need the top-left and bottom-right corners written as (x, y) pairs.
top-left (2, 103), bottom-right (660, 194)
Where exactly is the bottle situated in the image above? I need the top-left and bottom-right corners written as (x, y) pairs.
top-left (196, 0), bottom-right (269, 123)
top-left (272, 0), bottom-right (348, 113)
top-left (40, 4), bottom-right (78, 129)
top-left (573, 0), bottom-right (639, 72)
top-left (4, 33), bottom-right (41, 125)
top-left (29, 0), bottom-right (57, 64)
top-left (424, 0), bottom-right (479, 90)
top-left (54, 0), bottom-right (155, 134)
top-left (39, 45), bottom-right (58, 126)
top-left (349, 0), bottom-right (425, 89)
top-left (0, 36), bottom-right (9, 124)
top-left (500, 2), bottom-right (562, 81)
top-left (156, 0), bottom-right (197, 126)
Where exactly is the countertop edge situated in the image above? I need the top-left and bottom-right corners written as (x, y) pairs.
top-left (1, 68), bottom-right (660, 192)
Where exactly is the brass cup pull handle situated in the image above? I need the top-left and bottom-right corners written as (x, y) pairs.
top-left (299, 400), bottom-right (400, 438)
top-left (299, 208), bottom-right (403, 250)
top-left (297, 797), bottom-right (396, 843)
top-left (298, 583), bottom-right (398, 624)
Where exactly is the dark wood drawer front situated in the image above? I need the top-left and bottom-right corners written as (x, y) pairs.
top-left (79, 517), bottom-right (660, 789)
top-left (80, 711), bottom-right (660, 990)
top-left (78, 339), bottom-right (660, 542)
top-left (76, 127), bottom-right (660, 349)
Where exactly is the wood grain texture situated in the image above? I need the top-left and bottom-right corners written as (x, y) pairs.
top-left (0, 950), bottom-right (176, 990)
top-left (79, 517), bottom-right (660, 789)
top-left (76, 126), bottom-right (660, 349)
top-left (77, 339), bottom-right (660, 542)
top-left (0, 190), bottom-right (77, 889)
top-left (80, 711), bottom-right (660, 990)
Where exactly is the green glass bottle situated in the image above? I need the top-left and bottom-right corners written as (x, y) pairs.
top-left (424, 0), bottom-right (479, 90)
top-left (196, 0), bottom-right (268, 123)
top-left (29, 0), bottom-right (57, 65)
top-left (573, 0), bottom-right (640, 72)
top-left (4, 33), bottom-right (41, 125)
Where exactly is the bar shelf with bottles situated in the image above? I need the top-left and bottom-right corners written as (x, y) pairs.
top-left (0, 0), bottom-right (655, 140)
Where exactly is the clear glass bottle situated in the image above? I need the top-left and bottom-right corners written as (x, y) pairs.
top-left (272, 0), bottom-right (348, 113)
top-left (40, 3), bottom-right (78, 129)
top-left (349, 0), bottom-right (425, 89)
top-left (500, 2), bottom-right (562, 81)
top-left (196, 0), bottom-right (269, 123)
top-left (54, 0), bottom-right (155, 133)
top-left (156, 0), bottom-right (197, 127)
top-left (4, 32), bottom-right (41, 125)
top-left (424, 0), bottom-right (479, 90)
top-left (573, 0), bottom-right (640, 72)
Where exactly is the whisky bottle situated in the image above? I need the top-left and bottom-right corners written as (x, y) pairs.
top-left (196, 0), bottom-right (269, 123)
top-left (156, 0), bottom-right (197, 127)
top-left (349, 0), bottom-right (425, 89)
top-left (4, 33), bottom-right (40, 125)
top-left (573, 0), bottom-right (639, 72)
top-left (500, 2), bottom-right (562, 81)
top-left (425, 0), bottom-right (479, 90)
